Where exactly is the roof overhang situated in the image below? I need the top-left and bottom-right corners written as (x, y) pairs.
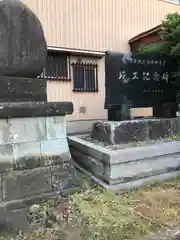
top-left (47, 46), bottom-right (105, 58)
top-left (128, 24), bottom-right (162, 44)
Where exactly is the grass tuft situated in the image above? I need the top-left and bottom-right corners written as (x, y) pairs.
top-left (70, 177), bottom-right (180, 239)
top-left (1, 176), bottom-right (180, 239)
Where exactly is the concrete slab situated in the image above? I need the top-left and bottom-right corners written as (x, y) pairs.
top-left (68, 136), bottom-right (180, 164)
top-left (69, 136), bottom-right (180, 191)
top-left (75, 162), bottom-right (180, 193)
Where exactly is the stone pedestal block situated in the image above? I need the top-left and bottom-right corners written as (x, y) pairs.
top-left (91, 118), bottom-right (179, 145)
top-left (0, 102), bottom-right (73, 171)
top-left (2, 168), bottom-right (52, 201)
top-left (0, 100), bottom-right (76, 233)
top-left (69, 136), bottom-right (180, 191)
top-left (0, 0), bottom-right (76, 233)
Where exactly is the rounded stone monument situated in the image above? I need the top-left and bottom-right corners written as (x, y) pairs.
top-left (0, 1), bottom-right (74, 234)
top-left (0, 0), bottom-right (47, 78)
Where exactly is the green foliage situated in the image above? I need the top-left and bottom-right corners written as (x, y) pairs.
top-left (171, 133), bottom-right (180, 141)
top-left (138, 42), bottom-right (166, 55)
top-left (138, 12), bottom-right (180, 57)
top-left (138, 12), bottom-right (180, 105)
top-left (160, 12), bottom-right (180, 57)
top-left (161, 12), bottom-right (180, 104)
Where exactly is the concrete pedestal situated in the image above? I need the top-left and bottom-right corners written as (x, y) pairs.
top-left (0, 76), bottom-right (80, 232)
top-left (69, 135), bottom-right (180, 192)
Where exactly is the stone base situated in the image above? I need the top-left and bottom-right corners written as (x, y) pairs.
top-left (68, 136), bottom-right (180, 191)
top-left (0, 101), bottom-right (80, 232)
top-left (0, 164), bottom-right (82, 233)
top-left (91, 118), bottom-right (180, 145)
top-left (75, 162), bottom-right (180, 193)
top-left (0, 114), bottom-right (73, 172)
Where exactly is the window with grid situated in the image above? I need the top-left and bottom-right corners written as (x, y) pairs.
top-left (72, 62), bottom-right (98, 92)
top-left (39, 51), bottom-right (70, 81)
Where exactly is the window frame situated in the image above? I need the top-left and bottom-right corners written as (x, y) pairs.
top-left (72, 61), bottom-right (99, 92)
top-left (38, 51), bottom-right (71, 81)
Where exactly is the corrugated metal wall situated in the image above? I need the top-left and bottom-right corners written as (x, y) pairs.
top-left (22, 0), bottom-right (180, 52)
top-left (22, 0), bottom-right (180, 121)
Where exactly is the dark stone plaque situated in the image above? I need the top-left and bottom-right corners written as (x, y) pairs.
top-left (0, 0), bottom-right (47, 78)
top-left (105, 51), bottom-right (178, 119)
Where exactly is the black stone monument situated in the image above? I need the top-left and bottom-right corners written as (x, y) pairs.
top-left (0, 0), bottom-right (47, 78)
top-left (105, 51), bottom-right (178, 120)
top-left (91, 51), bottom-right (180, 145)
top-left (0, 0), bottom-right (73, 116)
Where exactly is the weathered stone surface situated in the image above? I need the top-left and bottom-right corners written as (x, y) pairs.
top-left (40, 139), bottom-right (71, 165)
top-left (173, 118), bottom-right (180, 134)
top-left (91, 118), bottom-right (180, 145)
top-left (46, 116), bottom-right (66, 140)
top-left (50, 164), bottom-right (71, 191)
top-left (0, 101), bottom-right (73, 118)
top-left (0, 144), bottom-right (13, 172)
top-left (91, 121), bottom-right (112, 144)
top-left (44, 102), bottom-right (74, 116)
top-left (71, 142), bottom-right (180, 185)
top-left (0, 0), bottom-right (47, 78)
top-left (6, 208), bottom-right (30, 232)
top-left (114, 120), bottom-right (149, 144)
top-left (0, 174), bottom-right (3, 201)
top-left (0, 119), bottom-right (10, 144)
top-left (0, 208), bottom-right (31, 233)
top-left (0, 77), bottom-right (47, 102)
top-left (0, 192), bottom-right (59, 232)
top-left (148, 119), bottom-right (173, 140)
top-left (13, 142), bottom-right (41, 170)
top-left (67, 162), bottom-right (85, 189)
top-left (109, 153), bottom-right (180, 185)
top-left (66, 119), bottom-right (97, 135)
top-left (69, 135), bottom-right (180, 191)
top-left (4, 192), bottom-right (57, 211)
top-left (2, 167), bottom-right (52, 201)
top-left (9, 117), bottom-right (46, 143)
top-left (0, 204), bottom-right (8, 232)
top-left (79, 167), bottom-right (180, 193)
top-left (69, 136), bottom-right (180, 164)
top-left (70, 147), bottom-right (107, 181)
top-left (91, 120), bottom-right (149, 144)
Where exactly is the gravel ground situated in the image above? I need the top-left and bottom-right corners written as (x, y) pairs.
top-left (80, 135), bottom-right (173, 150)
